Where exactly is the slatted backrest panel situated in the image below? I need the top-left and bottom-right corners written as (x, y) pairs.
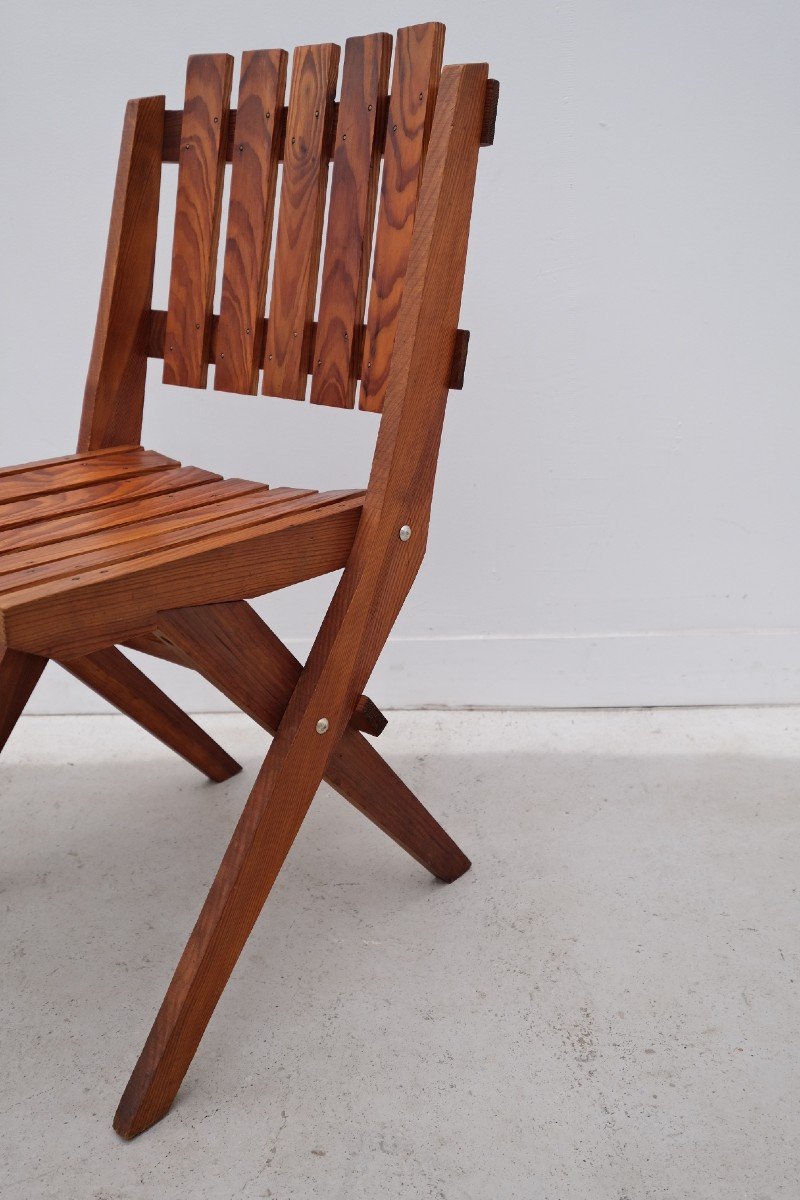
top-left (309, 33), bottom-right (392, 409)
top-left (215, 50), bottom-right (288, 394)
top-left (163, 55), bottom-right (234, 388)
top-left (261, 43), bottom-right (341, 399)
top-left (144, 27), bottom-right (496, 412)
top-left (358, 22), bottom-right (445, 412)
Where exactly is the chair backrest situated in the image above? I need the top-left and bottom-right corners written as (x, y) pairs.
top-left (78, 22), bottom-right (497, 452)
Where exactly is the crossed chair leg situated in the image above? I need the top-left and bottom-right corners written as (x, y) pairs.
top-left (1, 600), bottom-right (470, 1140)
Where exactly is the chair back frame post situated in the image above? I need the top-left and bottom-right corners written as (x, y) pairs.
top-left (78, 97), bottom-right (165, 452)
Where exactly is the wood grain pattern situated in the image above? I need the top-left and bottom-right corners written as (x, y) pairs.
top-left (261, 43), bottom-right (340, 399)
top-left (0, 449), bottom-right (177, 505)
top-left (0, 646), bottom-right (47, 752)
top-left (78, 98), bottom-right (164, 450)
top-left (0, 472), bottom-right (225, 553)
top-left (2, 25), bottom-right (496, 1140)
top-left (163, 55), bottom-right (234, 388)
top-left (157, 604), bottom-right (466, 876)
top-left (0, 444), bottom-right (141, 480)
top-left (215, 50), bottom-right (288, 394)
top-left (310, 33), bottom-right (391, 408)
top-left (160, 76), bottom-right (499, 160)
top-left (0, 466), bottom-right (217, 536)
top-left (0, 490), bottom-right (333, 596)
top-left (0, 480), bottom-right (277, 578)
top-left (359, 22), bottom-right (445, 412)
top-left (0, 495), bottom-right (364, 659)
top-left (148, 307), bottom-right (471, 389)
top-left (59, 648), bottom-right (241, 781)
top-left (110, 60), bottom-right (485, 1140)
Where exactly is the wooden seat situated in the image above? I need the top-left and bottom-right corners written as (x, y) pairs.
top-left (1, 20), bottom-right (497, 1139)
top-left (0, 445), bottom-right (364, 658)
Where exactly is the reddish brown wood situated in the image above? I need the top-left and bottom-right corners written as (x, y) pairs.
top-left (215, 50), bottom-right (288, 394)
top-left (59, 648), bottom-right (241, 781)
top-left (0, 646), bottom-right (47, 752)
top-left (310, 33), bottom-right (392, 408)
top-left (0, 449), bottom-right (177, 505)
top-left (0, 465), bottom-right (217, 538)
top-left (359, 22), bottom-right (445, 412)
top-left (149, 308), bottom-right (470, 388)
top-left (163, 55), bottom-right (234, 388)
top-left (262, 43), bottom-right (340, 399)
top-left (1, 493), bottom-right (364, 659)
top-left (350, 693), bottom-right (388, 736)
top-left (2, 29), bottom-right (496, 1142)
top-left (160, 75), bottom-right (499, 161)
top-left (78, 98), bottom-right (164, 451)
top-left (111, 59), bottom-right (487, 1140)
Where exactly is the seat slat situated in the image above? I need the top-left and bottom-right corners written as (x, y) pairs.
top-left (0, 466), bottom-right (217, 536)
top-left (262, 43), bottom-right (341, 399)
top-left (0, 487), bottom-right (313, 589)
top-left (0, 480), bottom-right (277, 574)
top-left (359, 22), bottom-right (445, 412)
top-left (1, 495), bottom-right (365, 661)
top-left (215, 50), bottom-right (288, 395)
top-left (163, 54), bottom-right (234, 389)
top-left (0, 450), bottom-right (178, 505)
top-left (0, 444), bottom-right (142, 480)
top-left (0, 490), bottom-right (361, 599)
top-left (310, 33), bottom-right (392, 409)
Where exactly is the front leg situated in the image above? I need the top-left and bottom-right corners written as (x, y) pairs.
top-left (113, 684), bottom-right (354, 1138)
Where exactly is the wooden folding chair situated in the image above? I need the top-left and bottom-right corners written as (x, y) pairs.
top-left (0, 22), bottom-right (498, 1137)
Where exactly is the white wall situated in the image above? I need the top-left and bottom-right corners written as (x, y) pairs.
top-left (3, 1), bottom-right (799, 712)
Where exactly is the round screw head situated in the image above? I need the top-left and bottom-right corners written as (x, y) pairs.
top-left (315, 717), bottom-right (329, 735)
top-left (399, 524), bottom-right (412, 542)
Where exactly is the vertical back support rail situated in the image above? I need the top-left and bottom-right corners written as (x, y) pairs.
top-left (78, 97), bottom-right (165, 451)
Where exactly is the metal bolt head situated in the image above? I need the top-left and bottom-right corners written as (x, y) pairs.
top-left (399, 524), bottom-right (412, 542)
top-left (315, 717), bottom-right (329, 735)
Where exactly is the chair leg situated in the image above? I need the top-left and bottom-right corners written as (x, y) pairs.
top-left (0, 646), bottom-right (47, 753)
top-left (157, 602), bottom-right (470, 882)
top-left (58, 647), bottom-right (241, 782)
top-left (113, 713), bottom-right (332, 1139)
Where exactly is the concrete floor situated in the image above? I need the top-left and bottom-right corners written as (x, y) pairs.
top-left (0, 708), bottom-right (797, 1199)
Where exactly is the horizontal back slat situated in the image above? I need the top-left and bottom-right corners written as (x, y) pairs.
top-left (163, 54), bottom-right (234, 388)
top-left (262, 43), bottom-right (341, 399)
top-left (215, 49), bottom-right (288, 394)
top-left (310, 33), bottom-right (392, 409)
top-left (359, 22), bottom-right (445, 412)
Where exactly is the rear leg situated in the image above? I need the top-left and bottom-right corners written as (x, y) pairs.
top-left (0, 646), bottom-right (47, 754)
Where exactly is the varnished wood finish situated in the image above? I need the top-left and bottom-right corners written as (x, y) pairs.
top-left (156, 604), bottom-right (465, 875)
top-left (78, 99), bottom-right (164, 451)
top-left (159, 76), bottom-right (499, 162)
top-left (4, 28), bottom-right (495, 1140)
top-left (359, 23), bottom-right (445, 412)
top-left (262, 43), bottom-right (340, 399)
top-left (310, 33), bottom-right (392, 408)
top-left (149, 308), bottom-right (471, 389)
top-left (215, 50), bottom-right (288, 394)
top-left (0, 449), bottom-right (177, 505)
top-left (112, 58), bottom-right (487, 1139)
top-left (163, 55), bottom-right (234, 388)
top-left (59, 647), bottom-right (241, 781)
top-left (1, 491), bottom-right (364, 659)
top-left (0, 646), bottom-right (47, 752)
top-left (0, 465), bottom-right (218, 538)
